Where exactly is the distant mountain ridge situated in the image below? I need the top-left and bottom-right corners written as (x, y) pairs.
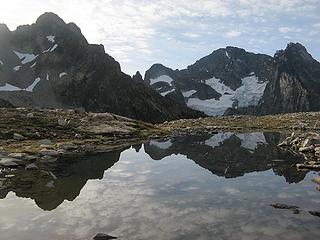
top-left (0, 12), bottom-right (203, 123)
top-left (144, 43), bottom-right (320, 116)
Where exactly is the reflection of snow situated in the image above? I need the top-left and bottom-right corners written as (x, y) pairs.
top-left (205, 132), bottom-right (233, 148)
top-left (205, 132), bottom-right (266, 150)
top-left (149, 139), bottom-right (172, 150)
top-left (237, 132), bottom-right (266, 150)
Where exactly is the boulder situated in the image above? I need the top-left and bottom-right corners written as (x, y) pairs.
top-left (38, 139), bottom-right (53, 145)
top-left (39, 149), bottom-right (59, 157)
top-left (13, 133), bottom-right (25, 140)
top-left (0, 158), bottom-right (19, 167)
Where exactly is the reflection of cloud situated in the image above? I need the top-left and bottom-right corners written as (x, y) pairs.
top-left (1, 148), bottom-right (320, 239)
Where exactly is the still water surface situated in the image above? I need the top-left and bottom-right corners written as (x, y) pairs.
top-left (0, 132), bottom-right (319, 239)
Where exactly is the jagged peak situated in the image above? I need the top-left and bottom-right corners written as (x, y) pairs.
top-left (275, 42), bottom-right (314, 63)
top-left (0, 23), bottom-right (10, 33)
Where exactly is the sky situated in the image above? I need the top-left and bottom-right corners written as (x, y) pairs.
top-left (1, 0), bottom-right (320, 76)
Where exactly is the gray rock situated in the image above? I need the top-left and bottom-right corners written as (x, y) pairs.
top-left (302, 137), bottom-right (320, 148)
top-left (57, 143), bottom-right (78, 151)
top-left (25, 155), bottom-right (38, 161)
top-left (0, 158), bottom-right (19, 167)
top-left (26, 113), bottom-right (34, 118)
top-left (25, 163), bottom-right (38, 170)
top-left (39, 149), bottom-right (59, 157)
top-left (8, 153), bottom-right (26, 159)
top-left (38, 139), bottom-right (53, 145)
top-left (58, 118), bottom-right (68, 127)
top-left (299, 146), bottom-right (315, 153)
top-left (13, 133), bottom-right (25, 140)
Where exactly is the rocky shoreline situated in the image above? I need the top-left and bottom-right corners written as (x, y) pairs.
top-left (1, 108), bottom-right (320, 172)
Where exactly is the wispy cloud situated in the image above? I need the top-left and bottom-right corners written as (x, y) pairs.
top-left (1, 0), bottom-right (320, 74)
top-left (225, 30), bottom-right (242, 38)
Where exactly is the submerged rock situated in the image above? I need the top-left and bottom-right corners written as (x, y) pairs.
top-left (270, 203), bottom-right (299, 210)
top-left (93, 233), bottom-right (117, 240)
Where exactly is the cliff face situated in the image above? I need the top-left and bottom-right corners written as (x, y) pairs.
top-left (0, 12), bottom-right (203, 123)
top-left (258, 43), bottom-right (320, 114)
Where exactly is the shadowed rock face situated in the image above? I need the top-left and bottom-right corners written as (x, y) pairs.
top-left (144, 132), bottom-right (307, 183)
top-left (0, 151), bottom-right (122, 210)
top-left (144, 43), bottom-right (320, 116)
top-left (0, 12), bottom-right (203, 123)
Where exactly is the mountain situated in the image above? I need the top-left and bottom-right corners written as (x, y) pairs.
top-left (144, 43), bottom-right (320, 116)
top-left (0, 12), bottom-right (203, 123)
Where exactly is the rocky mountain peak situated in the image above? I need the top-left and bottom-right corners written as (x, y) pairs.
top-left (132, 71), bottom-right (143, 83)
top-left (35, 12), bottom-right (66, 26)
top-left (275, 42), bottom-right (315, 64)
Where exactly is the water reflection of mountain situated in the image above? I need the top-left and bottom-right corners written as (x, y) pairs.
top-left (0, 151), bottom-right (121, 211)
top-left (144, 132), bottom-right (307, 183)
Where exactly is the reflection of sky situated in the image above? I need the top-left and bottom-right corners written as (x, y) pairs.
top-left (0, 146), bottom-right (320, 240)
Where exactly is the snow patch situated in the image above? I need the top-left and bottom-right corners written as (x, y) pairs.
top-left (160, 89), bottom-right (175, 96)
top-left (205, 77), bottom-right (234, 95)
top-left (0, 60), bottom-right (3, 65)
top-left (187, 94), bottom-right (234, 116)
top-left (0, 83), bottom-right (22, 91)
top-left (30, 62), bottom-right (37, 68)
top-left (0, 78), bottom-right (41, 92)
top-left (46, 74), bottom-right (49, 81)
top-left (13, 66), bottom-right (22, 71)
top-left (186, 75), bottom-right (267, 116)
top-left (43, 47), bottom-right (51, 53)
top-left (46, 35), bottom-right (55, 43)
top-left (25, 77), bottom-right (41, 92)
top-left (182, 90), bottom-right (197, 98)
top-left (225, 50), bottom-right (230, 59)
top-left (149, 140), bottom-right (172, 150)
top-left (50, 44), bottom-right (58, 52)
top-left (13, 51), bottom-right (38, 64)
top-left (150, 75), bottom-right (174, 86)
top-left (204, 132), bottom-right (266, 150)
top-left (59, 72), bottom-right (67, 78)
top-left (233, 75), bottom-right (268, 108)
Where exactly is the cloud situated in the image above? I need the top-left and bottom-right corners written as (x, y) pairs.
top-left (1, 0), bottom-right (320, 74)
top-left (225, 30), bottom-right (242, 38)
top-left (278, 27), bottom-right (302, 34)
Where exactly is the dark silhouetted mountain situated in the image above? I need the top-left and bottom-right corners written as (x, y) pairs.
top-left (0, 12), bottom-right (203, 123)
